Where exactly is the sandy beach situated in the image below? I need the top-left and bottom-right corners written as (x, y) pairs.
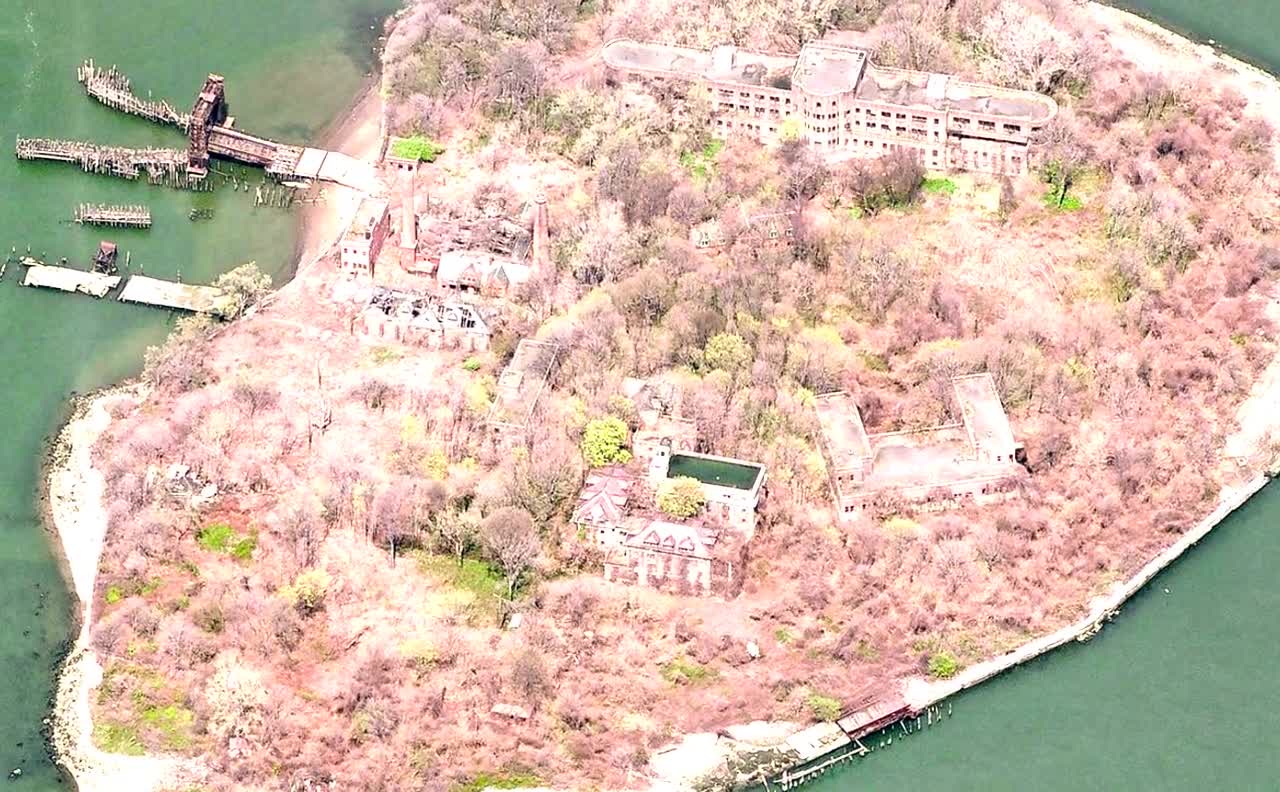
top-left (47, 387), bottom-right (204, 792)
top-left (47, 57), bottom-right (386, 792)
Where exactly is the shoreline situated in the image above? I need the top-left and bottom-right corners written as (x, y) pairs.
top-left (650, 5), bottom-right (1280, 788)
top-left (45, 29), bottom-right (389, 792)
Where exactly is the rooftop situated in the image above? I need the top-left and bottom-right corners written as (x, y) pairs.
top-left (952, 373), bottom-right (1017, 455)
top-left (624, 519), bottom-right (721, 560)
top-left (602, 39), bottom-right (796, 89)
top-left (572, 467), bottom-right (634, 526)
top-left (365, 287), bottom-right (489, 335)
top-left (603, 38), bottom-right (1057, 123)
top-left (668, 451), bottom-right (764, 492)
top-left (814, 392), bottom-right (873, 468)
top-left (857, 65), bottom-right (1057, 122)
top-left (346, 197), bottom-right (389, 238)
top-left (792, 42), bottom-right (866, 96)
top-left (487, 339), bottom-right (559, 429)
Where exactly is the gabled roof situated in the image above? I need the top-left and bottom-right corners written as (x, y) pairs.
top-left (572, 468), bottom-right (634, 526)
top-left (624, 520), bottom-right (719, 560)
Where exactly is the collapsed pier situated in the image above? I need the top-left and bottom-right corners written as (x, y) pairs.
top-left (18, 62), bottom-right (376, 191)
top-left (74, 203), bottom-right (152, 228)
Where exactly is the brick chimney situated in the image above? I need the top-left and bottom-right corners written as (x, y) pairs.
top-left (531, 192), bottom-right (549, 269)
top-left (399, 170), bottom-right (417, 252)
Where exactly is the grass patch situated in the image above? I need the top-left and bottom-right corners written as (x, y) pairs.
top-left (921, 176), bottom-right (957, 196)
top-left (858, 350), bottom-right (889, 372)
top-left (94, 722), bottom-right (144, 756)
top-left (390, 135), bottom-right (444, 163)
top-left (660, 657), bottom-right (717, 686)
top-left (451, 770), bottom-right (543, 792)
top-left (928, 651), bottom-right (960, 679)
top-left (141, 704), bottom-right (195, 750)
top-left (774, 627), bottom-right (793, 645)
top-left (197, 522), bottom-right (256, 562)
top-left (412, 551), bottom-right (508, 623)
top-left (678, 139), bottom-right (723, 182)
top-left (369, 345), bottom-right (404, 364)
top-left (806, 693), bottom-right (842, 722)
top-left (1041, 189), bottom-right (1084, 212)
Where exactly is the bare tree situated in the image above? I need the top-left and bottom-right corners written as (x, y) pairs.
top-left (481, 507), bottom-right (541, 598)
top-left (435, 508), bottom-right (479, 565)
top-left (510, 646), bottom-right (552, 708)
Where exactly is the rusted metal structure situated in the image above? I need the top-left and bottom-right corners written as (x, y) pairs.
top-left (186, 74), bottom-right (226, 180)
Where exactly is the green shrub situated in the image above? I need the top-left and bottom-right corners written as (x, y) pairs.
top-left (391, 135), bottom-right (445, 162)
top-left (660, 657), bottom-right (716, 686)
top-left (105, 585), bottom-right (124, 605)
top-left (230, 534), bottom-right (257, 561)
top-left (921, 176), bottom-right (957, 196)
top-left (461, 356), bottom-right (483, 371)
top-left (197, 523), bottom-right (235, 553)
top-left (703, 333), bottom-right (752, 373)
top-left (582, 416), bottom-right (632, 468)
top-left (928, 651), bottom-right (960, 679)
top-left (806, 693), bottom-right (842, 722)
top-left (656, 476), bottom-right (706, 518)
top-left (282, 569), bottom-right (332, 615)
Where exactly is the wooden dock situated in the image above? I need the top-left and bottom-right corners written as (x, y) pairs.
top-left (22, 264), bottom-right (121, 297)
top-left (74, 203), bottom-right (152, 228)
top-left (118, 275), bottom-right (230, 315)
top-left (16, 137), bottom-right (190, 187)
top-left (77, 60), bottom-right (190, 130)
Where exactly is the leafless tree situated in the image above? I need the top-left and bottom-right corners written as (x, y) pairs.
top-left (481, 507), bottom-right (541, 597)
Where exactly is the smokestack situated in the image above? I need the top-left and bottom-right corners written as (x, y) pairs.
top-left (531, 192), bottom-right (549, 269)
top-left (400, 170), bottom-right (417, 252)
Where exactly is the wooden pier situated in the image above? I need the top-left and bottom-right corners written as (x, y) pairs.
top-left (73, 203), bottom-right (152, 228)
top-left (77, 60), bottom-right (190, 130)
top-left (118, 275), bottom-right (231, 315)
top-left (16, 137), bottom-right (189, 186)
top-left (22, 263), bottom-right (121, 298)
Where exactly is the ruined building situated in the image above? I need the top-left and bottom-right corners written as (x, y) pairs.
top-left (601, 39), bottom-right (1058, 176)
top-left (361, 287), bottom-right (491, 351)
top-left (815, 373), bottom-right (1026, 516)
top-left (340, 197), bottom-right (390, 278)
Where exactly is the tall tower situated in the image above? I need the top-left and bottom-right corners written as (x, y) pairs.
top-left (399, 168), bottom-right (417, 260)
top-left (531, 192), bottom-right (549, 270)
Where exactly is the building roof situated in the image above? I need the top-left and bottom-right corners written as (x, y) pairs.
top-left (602, 39), bottom-right (796, 89)
top-left (814, 392), bottom-right (872, 469)
top-left (487, 339), bottom-right (559, 429)
top-left (572, 468), bottom-right (634, 526)
top-left (952, 373), bottom-right (1017, 456)
top-left (345, 197), bottom-right (389, 239)
top-left (792, 42), bottom-right (867, 96)
top-left (603, 38), bottom-right (1057, 124)
top-left (437, 250), bottom-right (532, 289)
top-left (857, 65), bottom-right (1057, 122)
top-left (365, 287), bottom-right (489, 336)
top-left (624, 520), bottom-right (720, 560)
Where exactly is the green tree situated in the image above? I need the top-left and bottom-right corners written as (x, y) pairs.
top-left (928, 651), bottom-right (960, 679)
top-left (213, 261), bottom-right (272, 319)
top-left (806, 693), bottom-right (842, 722)
top-left (656, 476), bottom-right (706, 518)
top-left (703, 332), bottom-right (752, 374)
top-left (581, 416), bottom-right (632, 468)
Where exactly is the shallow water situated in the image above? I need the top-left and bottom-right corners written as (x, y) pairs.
top-left (0, 0), bottom-right (396, 785)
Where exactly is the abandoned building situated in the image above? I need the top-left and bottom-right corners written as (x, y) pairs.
top-left (360, 287), bottom-right (491, 351)
top-left (340, 197), bottom-right (390, 277)
top-left (486, 338), bottom-right (559, 433)
top-left (602, 519), bottom-right (742, 597)
top-left (690, 209), bottom-right (795, 250)
top-left (571, 466), bottom-right (639, 548)
top-left (647, 445), bottom-right (766, 533)
top-left (403, 192), bottom-right (551, 297)
top-left (601, 39), bottom-right (1058, 176)
top-left (815, 373), bottom-right (1026, 516)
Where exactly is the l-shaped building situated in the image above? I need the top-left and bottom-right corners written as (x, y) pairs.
top-left (601, 39), bottom-right (1057, 176)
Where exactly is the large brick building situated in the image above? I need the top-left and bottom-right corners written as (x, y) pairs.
top-left (601, 39), bottom-right (1058, 176)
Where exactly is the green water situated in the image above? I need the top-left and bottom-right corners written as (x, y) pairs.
top-left (1, 0), bottom-right (395, 785)
top-left (668, 453), bottom-right (763, 490)
top-left (1114, 0), bottom-right (1280, 73)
